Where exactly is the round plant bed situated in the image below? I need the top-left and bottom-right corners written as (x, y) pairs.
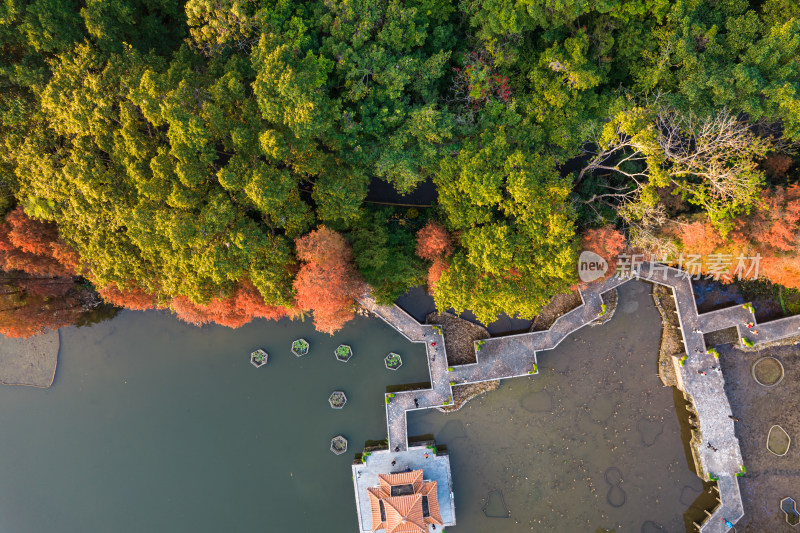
top-left (329, 390), bottom-right (348, 409)
top-left (384, 352), bottom-right (402, 371)
top-left (335, 344), bottom-right (353, 362)
top-left (768, 425), bottom-right (791, 456)
top-left (752, 356), bottom-right (784, 387)
top-left (250, 349), bottom-right (268, 368)
top-left (330, 435), bottom-right (348, 455)
top-left (292, 338), bottom-right (309, 357)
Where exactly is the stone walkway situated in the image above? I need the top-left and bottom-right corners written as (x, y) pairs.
top-left (360, 263), bottom-right (800, 532)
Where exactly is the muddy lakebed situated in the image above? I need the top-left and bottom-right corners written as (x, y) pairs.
top-left (0, 281), bottom-right (702, 532)
top-left (410, 281), bottom-right (703, 533)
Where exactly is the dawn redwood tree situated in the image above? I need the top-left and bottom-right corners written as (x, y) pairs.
top-left (678, 221), bottom-right (723, 257)
top-left (416, 221), bottom-right (452, 261)
top-left (0, 208), bottom-right (95, 337)
top-left (581, 225), bottom-right (626, 275)
top-left (416, 220), bottom-right (453, 295)
top-left (427, 257), bottom-right (448, 292)
top-left (293, 226), bottom-right (363, 335)
top-left (170, 280), bottom-right (287, 328)
top-left (730, 185), bottom-right (800, 288)
top-left (733, 185), bottom-right (800, 253)
top-left (96, 282), bottom-right (158, 311)
top-left (0, 207), bottom-right (78, 277)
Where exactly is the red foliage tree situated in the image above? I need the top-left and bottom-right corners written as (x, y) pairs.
top-left (293, 226), bottom-right (363, 335)
top-left (416, 221), bottom-right (452, 261)
top-left (679, 221), bottom-right (723, 256)
top-left (170, 280), bottom-right (287, 328)
top-left (0, 207), bottom-right (78, 277)
top-left (427, 257), bottom-right (448, 292)
top-left (732, 185), bottom-right (800, 252)
top-left (97, 282), bottom-right (158, 311)
top-left (724, 185), bottom-right (800, 288)
top-left (0, 208), bottom-right (90, 337)
top-left (581, 225), bottom-right (626, 279)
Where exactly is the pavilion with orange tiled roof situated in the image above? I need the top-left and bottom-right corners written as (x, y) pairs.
top-left (366, 469), bottom-right (443, 533)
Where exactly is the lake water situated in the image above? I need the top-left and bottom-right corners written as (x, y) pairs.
top-left (0, 281), bottom-right (701, 532)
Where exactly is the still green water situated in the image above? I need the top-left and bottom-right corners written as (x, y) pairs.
top-left (0, 311), bottom-right (429, 533)
top-left (0, 281), bottom-right (700, 533)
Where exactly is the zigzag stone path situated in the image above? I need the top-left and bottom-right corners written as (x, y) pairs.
top-left (360, 262), bottom-right (800, 532)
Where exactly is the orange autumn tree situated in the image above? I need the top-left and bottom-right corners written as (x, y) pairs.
top-left (96, 282), bottom-right (158, 311)
top-left (416, 221), bottom-right (452, 260)
top-left (729, 185), bottom-right (800, 288)
top-left (293, 226), bottom-right (364, 334)
top-left (664, 185), bottom-right (800, 288)
top-left (678, 221), bottom-right (723, 256)
top-left (0, 207), bottom-right (93, 337)
top-left (581, 225), bottom-right (626, 280)
top-left (170, 280), bottom-right (287, 328)
top-left (0, 207), bottom-right (79, 277)
top-left (415, 221), bottom-right (453, 293)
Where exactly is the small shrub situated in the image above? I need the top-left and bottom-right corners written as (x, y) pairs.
top-left (446, 366), bottom-right (454, 372)
top-left (292, 338), bottom-right (309, 356)
top-left (385, 353), bottom-right (403, 370)
top-left (335, 344), bottom-right (353, 362)
top-left (742, 337), bottom-right (754, 347)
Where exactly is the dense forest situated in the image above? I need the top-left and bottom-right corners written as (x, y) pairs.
top-left (0, 0), bottom-right (799, 336)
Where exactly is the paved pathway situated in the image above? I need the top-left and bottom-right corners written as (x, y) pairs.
top-left (360, 263), bottom-right (800, 532)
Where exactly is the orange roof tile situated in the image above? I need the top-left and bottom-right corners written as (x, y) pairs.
top-left (378, 470), bottom-right (423, 492)
top-left (420, 481), bottom-right (442, 525)
top-left (383, 495), bottom-right (426, 533)
top-left (369, 470), bottom-right (440, 533)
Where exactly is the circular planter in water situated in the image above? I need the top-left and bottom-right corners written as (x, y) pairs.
top-left (292, 338), bottom-right (309, 357)
top-left (384, 352), bottom-right (403, 371)
top-left (752, 356), bottom-right (784, 387)
top-left (330, 435), bottom-right (348, 455)
top-left (768, 425), bottom-right (791, 456)
top-left (250, 349), bottom-right (268, 368)
top-left (329, 390), bottom-right (347, 409)
top-left (335, 344), bottom-right (353, 363)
